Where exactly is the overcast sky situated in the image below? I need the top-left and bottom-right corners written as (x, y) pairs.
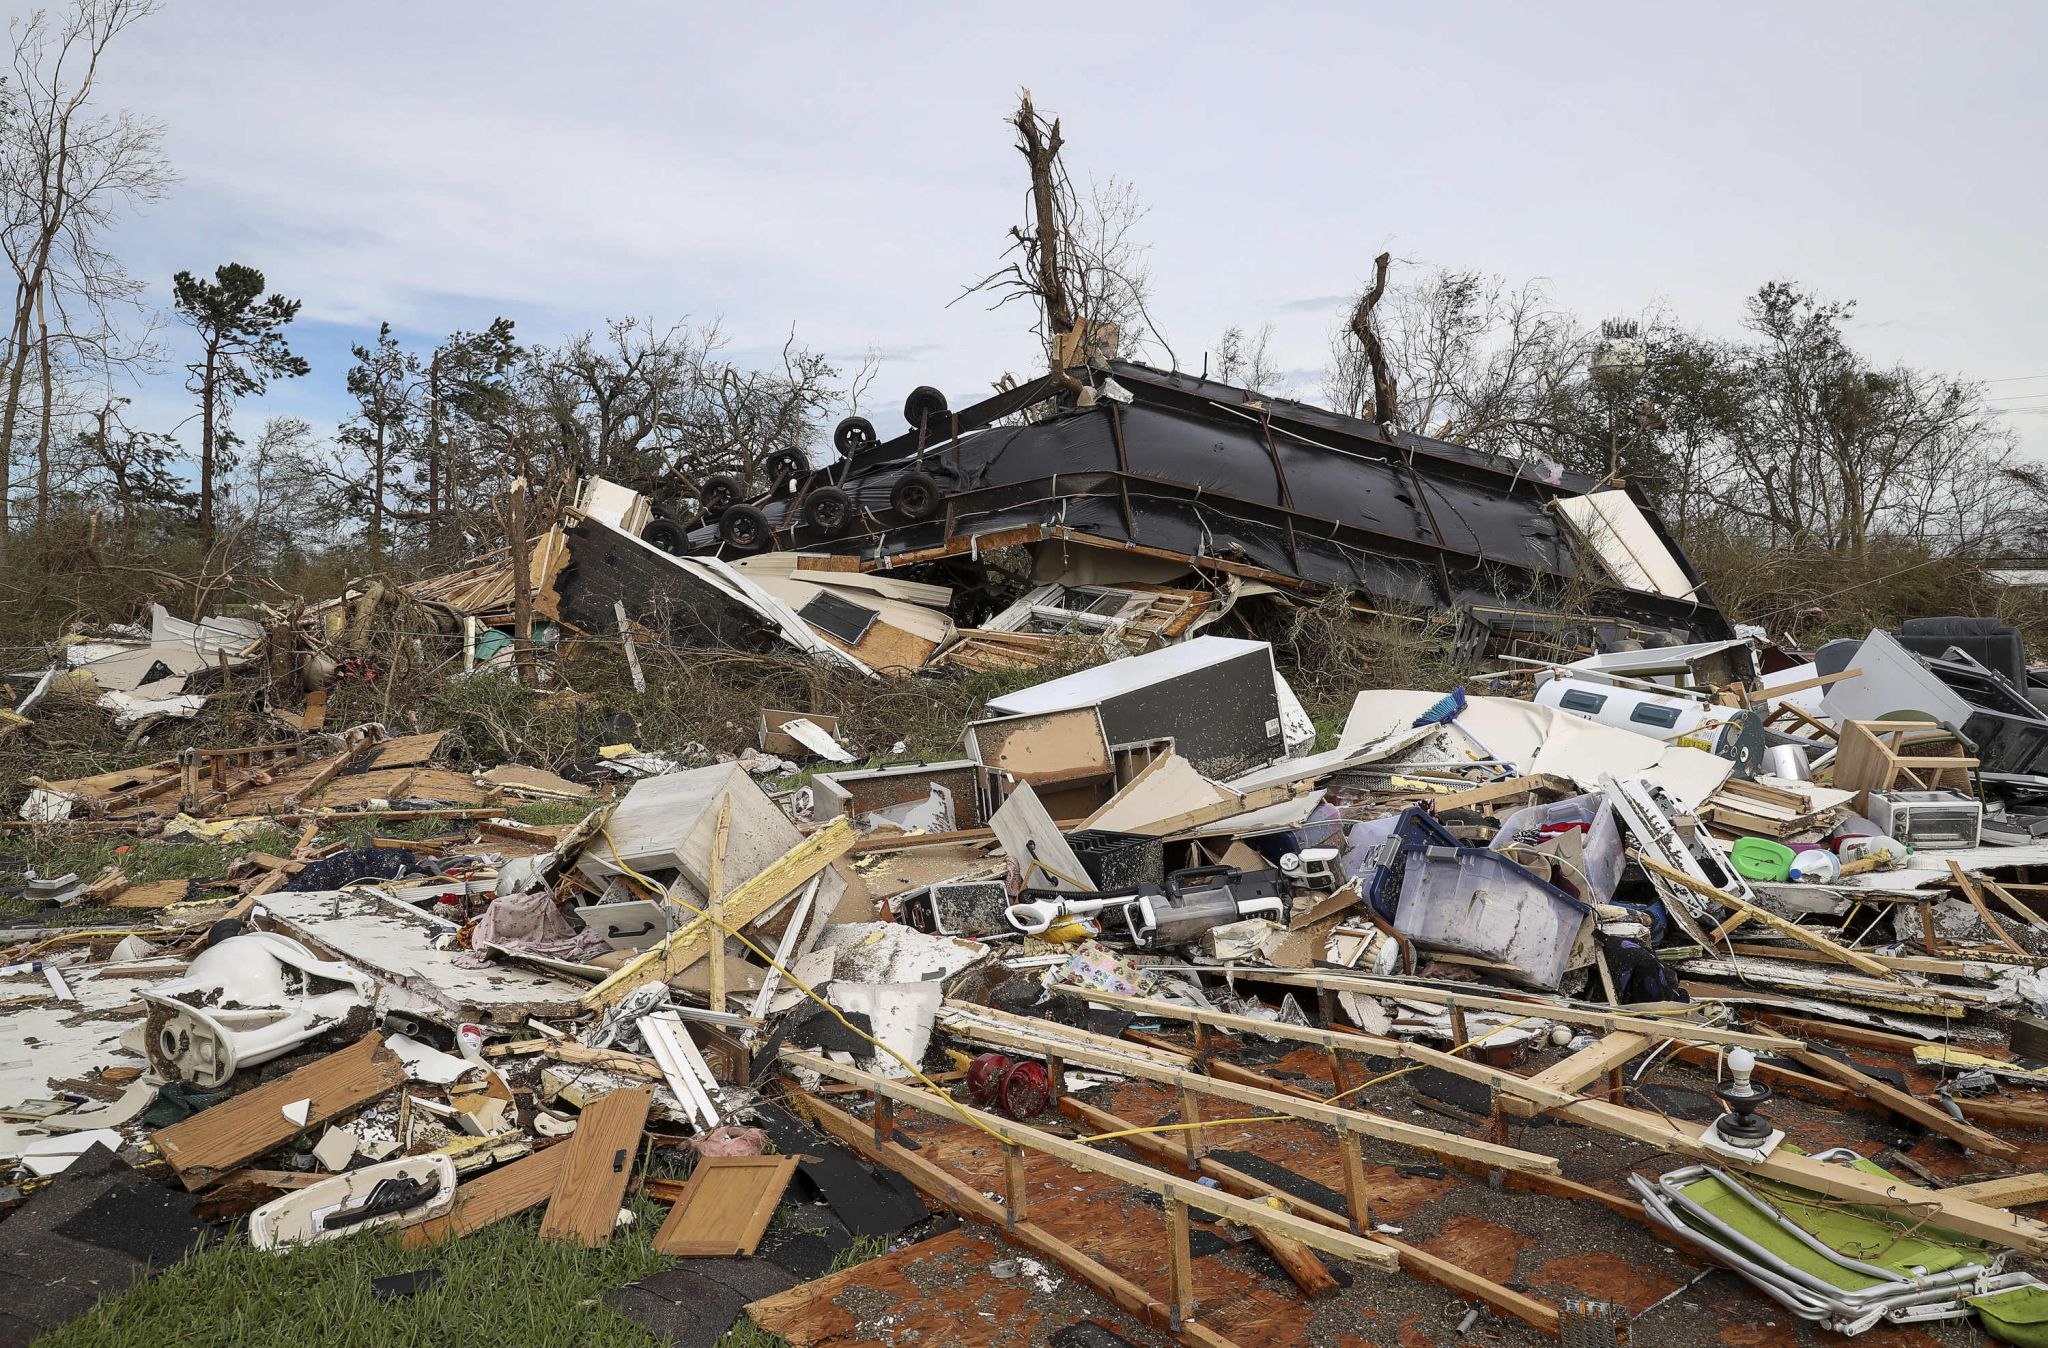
top-left (91, 0), bottom-right (2048, 455)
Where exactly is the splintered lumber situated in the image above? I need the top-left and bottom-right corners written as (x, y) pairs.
top-left (1949, 861), bottom-right (2028, 956)
top-left (780, 1085), bottom-right (1243, 1348)
top-left (1632, 853), bottom-right (1901, 980)
top-left (583, 817), bottom-right (856, 1009)
top-left (401, 1145), bottom-right (570, 1247)
top-left (938, 1001), bottom-right (1559, 1177)
top-left (1240, 970), bottom-right (1800, 1051)
top-left (652, 1155), bottom-right (798, 1256)
top-left (1942, 1174), bottom-right (2048, 1208)
top-left (1056, 1095), bottom-right (1558, 1337)
top-left (1783, 1046), bottom-right (2016, 1158)
top-left (781, 1053), bottom-right (1399, 1274)
top-left (152, 1033), bottom-right (405, 1190)
top-left (538, 1085), bottom-right (652, 1245)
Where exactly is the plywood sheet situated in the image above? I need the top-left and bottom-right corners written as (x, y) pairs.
top-left (152, 1034), bottom-right (405, 1190)
top-left (539, 1085), bottom-right (652, 1245)
top-left (653, 1155), bottom-right (798, 1256)
top-left (967, 707), bottom-right (1113, 786)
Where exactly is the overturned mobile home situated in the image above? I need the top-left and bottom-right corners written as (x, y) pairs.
top-left (665, 360), bottom-right (1733, 652)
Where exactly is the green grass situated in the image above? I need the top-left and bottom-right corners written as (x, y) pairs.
top-left (35, 1193), bottom-right (897, 1348)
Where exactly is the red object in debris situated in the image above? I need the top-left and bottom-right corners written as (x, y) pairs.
top-left (996, 1060), bottom-right (1052, 1120)
top-left (966, 1052), bottom-right (1012, 1103)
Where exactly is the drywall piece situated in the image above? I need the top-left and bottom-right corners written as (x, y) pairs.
top-left (401, 1145), bottom-right (570, 1247)
top-left (1821, 629), bottom-right (1975, 729)
top-left (1082, 753), bottom-right (1236, 836)
top-left (41, 1080), bottom-right (159, 1134)
top-left (385, 1032), bottom-right (478, 1086)
top-left (965, 707), bottom-right (1115, 786)
top-left (823, 981), bottom-right (941, 1080)
top-left (250, 1154), bottom-right (457, 1251)
top-left (654, 1156), bottom-right (799, 1257)
top-left (576, 762), bottom-right (803, 898)
top-left (989, 781), bottom-right (1095, 892)
top-left (152, 1033), bottom-right (406, 1190)
top-left (0, 962), bottom-right (154, 1112)
top-left (985, 636), bottom-right (1293, 779)
top-left (259, 889), bottom-right (590, 1024)
top-left (1553, 489), bottom-right (1696, 598)
top-left (19, 1130), bottom-right (124, 1177)
top-left (312, 1126), bottom-right (358, 1172)
top-left (539, 1085), bottom-right (653, 1246)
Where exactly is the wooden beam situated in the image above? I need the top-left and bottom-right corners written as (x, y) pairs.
top-left (583, 817), bottom-right (856, 1009)
top-left (1785, 1046), bottom-right (2016, 1158)
top-left (1500, 1033), bottom-right (1653, 1121)
top-left (782, 1050), bottom-right (1400, 1273)
top-left (1233, 970), bottom-right (1800, 1050)
top-left (939, 1003), bottom-right (1559, 1176)
top-left (1058, 1095), bottom-right (1558, 1337)
top-left (782, 1086), bottom-right (1243, 1348)
top-left (1943, 1174), bottom-right (2048, 1208)
top-left (1950, 861), bottom-right (2028, 956)
top-left (707, 799), bottom-right (732, 1015)
top-left (1634, 853), bottom-right (1900, 979)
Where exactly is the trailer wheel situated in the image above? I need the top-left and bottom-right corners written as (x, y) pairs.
top-left (803, 486), bottom-right (855, 537)
top-left (891, 470), bottom-right (941, 522)
top-left (698, 474), bottom-right (742, 519)
top-left (833, 415), bottom-right (877, 457)
top-left (902, 385), bottom-right (949, 432)
top-left (718, 503), bottom-right (771, 552)
top-left (641, 518), bottom-right (688, 553)
top-left (764, 450), bottom-right (806, 485)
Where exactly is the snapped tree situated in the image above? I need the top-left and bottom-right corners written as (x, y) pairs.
top-left (171, 263), bottom-right (309, 544)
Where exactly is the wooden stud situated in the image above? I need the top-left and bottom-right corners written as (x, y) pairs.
top-left (1180, 1084), bottom-right (1205, 1165)
top-left (1950, 861), bottom-right (2027, 956)
top-left (1338, 1130), bottom-right (1370, 1234)
top-left (1003, 1143), bottom-right (1028, 1228)
top-left (706, 799), bottom-right (732, 1014)
top-left (1165, 1195), bottom-right (1196, 1331)
top-left (873, 1091), bottom-right (895, 1149)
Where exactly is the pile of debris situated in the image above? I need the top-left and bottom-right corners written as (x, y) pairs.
top-left (12, 602), bottom-right (2048, 1345)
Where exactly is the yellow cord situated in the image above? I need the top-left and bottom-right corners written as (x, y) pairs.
top-left (597, 828), bottom-right (1009, 1143)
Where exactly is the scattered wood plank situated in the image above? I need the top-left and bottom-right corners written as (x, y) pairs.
top-left (1785, 1046), bottom-right (2016, 1158)
top-left (152, 1034), bottom-right (406, 1191)
top-left (652, 1155), bottom-right (798, 1256)
top-left (1949, 861), bottom-right (2028, 956)
top-left (400, 1145), bottom-right (570, 1247)
top-left (773, 1086), bottom-right (1241, 1347)
top-left (1633, 853), bottom-right (1900, 979)
top-left (538, 1085), bottom-right (653, 1246)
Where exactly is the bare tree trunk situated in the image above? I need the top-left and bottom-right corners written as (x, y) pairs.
top-left (425, 354), bottom-right (442, 556)
top-left (370, 419), bottom-right (386, 568)
top-left (198, 346), bottom-right (217, 544)
top-left (1013, 90), bottom-right (1077, 373)
top-left (503, 476), bottom-right (535, 688)
top-left (1348, 252), bottom-right (1398, 428)
top-left (33, 281), bottom-right (53, 528)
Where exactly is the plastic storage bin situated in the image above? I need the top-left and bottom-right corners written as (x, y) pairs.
top-left (1393, 844), bottom-right (1593, 991)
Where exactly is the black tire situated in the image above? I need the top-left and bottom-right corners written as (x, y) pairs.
top-left (891, 470), bottom-right (942, 522)
top-left (764, 450), bottom-right (806, 485)
top-left (719, 503), bottom-right (772, 552)
top-left (833, 415), bottom-right (877, 458)
top-left (640, 518), bottom-right (688, 553)
top-left (698, 474), bottom-right (741, 519)
top-left (803, 486), bottom-right (855, 537)
top-left (903, 385), bottom-right (949, 431)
